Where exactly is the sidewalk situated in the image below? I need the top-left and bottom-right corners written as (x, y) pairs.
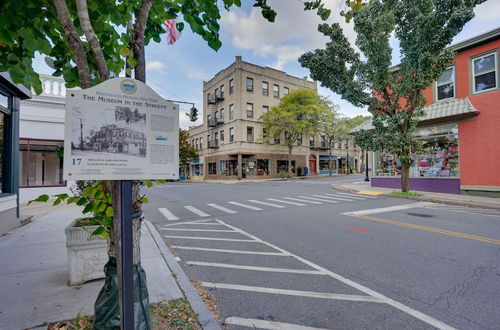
top-left (334, 180), bottom-right (500, 210)
top-left (0, 204), bottom-right (219, 330)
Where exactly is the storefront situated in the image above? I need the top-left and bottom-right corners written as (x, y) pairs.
top-left (319, 155), bottom-right (337, 175)
top-left (19, 139), bottom-right (65, 188)
top-left (190, 156), bottom-right (204, 180)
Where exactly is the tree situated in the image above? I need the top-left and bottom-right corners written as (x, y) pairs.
top-left (179, 128), bottom-right (197, 179)
top-left (261, 88), bottom-right (329, 177)
top-left (300, 0), bottom-right (485, 191)
top-left (319, 106), bottom-right (348, 175)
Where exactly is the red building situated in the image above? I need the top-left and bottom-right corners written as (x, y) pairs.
top-left (364, 28), bottom-right (500, 197)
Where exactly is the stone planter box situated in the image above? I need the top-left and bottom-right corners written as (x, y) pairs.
top-left (65, 219), bottom-right (108, 285)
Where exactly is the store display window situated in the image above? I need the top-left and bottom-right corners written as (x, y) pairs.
top-left (256, 159), bottom-right (271, 176)
top-left (220, 160), bottom-right (238, 176)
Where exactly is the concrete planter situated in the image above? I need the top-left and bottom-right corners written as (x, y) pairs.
top-left (65, 219), bottom-right (108, 285)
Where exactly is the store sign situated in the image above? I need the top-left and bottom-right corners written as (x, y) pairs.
top-left (63, 78), bottom-right (179, 180)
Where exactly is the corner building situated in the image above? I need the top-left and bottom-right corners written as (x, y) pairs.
top-left (189, 56), bottom-right (364, 180)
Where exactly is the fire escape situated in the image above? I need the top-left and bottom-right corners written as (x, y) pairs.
top-left (207, 92), bottom-right (224, 149)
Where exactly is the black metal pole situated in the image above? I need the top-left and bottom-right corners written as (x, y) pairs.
top-left (120, 180), bottom-right (134, 329)
top-left (364, 150), bottom-right (370, 182)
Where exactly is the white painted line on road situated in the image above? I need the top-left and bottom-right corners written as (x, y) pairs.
top-left (248, 200), bottom-right (285, 208)
top-left (207, 203), bottom-right (238, 214)
top-left (201, 282), bottom-right (382, 302)
top-left (160, 228), bottom-right (234, 232)
top-left (171, 246), bottom-right (288, 256)
top-left (312, 194), bottom-right (352, 202)
top-left (283, 197), bottom-right (322, 204)
top-left (343, 202), bottom-right (435, 216)
top-left (158, 207), bottom-right (179, 221)
top-left (183, 206), bottom-right (210, 217)
top-left (335, 192), bottom-right (377, 198)
top-left (163, 235), bottom-right (256, 242)
top-left (267, 198), bottom-right (306, 206)
top-left (326, 193), bottom-right (365, 200)
top-left (216, 219), bottom-right (456, 330)
top-left (225, 317), bottom-right (329, 330)
top-left (228, 201), bottom-right (263, 211)
top-left (186, 261), bottom-right (325, 275)
top-left (298, 196), bottom-right (339, 203)
top-left (159, 219), bottom-right (217, 227)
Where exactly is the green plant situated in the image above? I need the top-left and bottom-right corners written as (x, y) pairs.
top-left (278, 170), bottom-right (288, 179)
top-left (389, 190), bottom-right (421, 197)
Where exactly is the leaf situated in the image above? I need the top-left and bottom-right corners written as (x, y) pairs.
top-left (82, 186), bottom-right (94, 197)
top-left (91, 226), bottom-right (105, 236)
top-left (28, 194), bottom-right (49, 205)
top-left (55, 193), bottom-right (69, 200)
top-left (82, 201), bottom-right (94, 214)
top-left (207, 38), bottom-right (222, 51)
top-left (76, 197), bottom-right (87, 206)
top-left (119, 47), bottom-right (131, 57)
top-left (144, 180), bottom-right (153, 188)
top-left (106, 206), bottom-right (113, 217)
top-left (140, 197), bottom-right (149, 203)
top-left (53, 198), bottom-right (62, 206)
top-left (127, 56), bottom-right (137, 68)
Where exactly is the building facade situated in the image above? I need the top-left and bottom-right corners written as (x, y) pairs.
top-left (188, 56), bottom-right (363, 180)
top-left (358, 28), bottom-right (500, 196)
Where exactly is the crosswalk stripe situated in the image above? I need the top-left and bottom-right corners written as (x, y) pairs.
top-left (171, 246), bottom-right (288, 256)
top-left (186, 261), bottom-right (325, 275)
top-left (266, 198), bottom-right (305, 206)
top-left (283, 197), bottom-right (322, 204)
top-left (336, 191), bottom-right (377, 198)
top-left (228, 201), bottom-right (263, 211)
top-left (207, 203), bottom-right (238, 214)
top-left (183, 206), bottom-right (210, 217)
top-left (325, 193), bottom-right (365, 200)
top-left (312, 194), bottom-right (353, 201)
top-left (298, 196), bottom-right (338, 203)
top-left (163, 235), bottom-right (256, 242)
top-left (248, 200), bottom-right (285, 208)
top-left (225, 317), bottom-right (329, 330)
top-left (158, 207), bottom-right (179, 221)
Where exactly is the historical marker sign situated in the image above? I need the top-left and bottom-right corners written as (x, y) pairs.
top-left (63, 78), bottom-right (179, 180)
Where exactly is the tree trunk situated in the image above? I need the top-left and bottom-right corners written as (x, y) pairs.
top-left (401, 161), bottom-right (410, 192)
top-left (132, 0), bottom-right (152, 82)
top-left (328, 147), bottom-right (333, 176)
top-left (287, 145), bottom-right (293, 178)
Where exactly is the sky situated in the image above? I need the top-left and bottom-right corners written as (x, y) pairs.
top-left (34, 0), bottom-right (500, 129)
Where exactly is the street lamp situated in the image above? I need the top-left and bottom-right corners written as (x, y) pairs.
top-left (364, 149), bottom-right (370, 182)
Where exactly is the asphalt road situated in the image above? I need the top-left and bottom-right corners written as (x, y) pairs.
top-left (143, 175), bottom-right (500, 330)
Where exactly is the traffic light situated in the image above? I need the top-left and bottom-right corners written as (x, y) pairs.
top-left (189, 107), bottom-right (198, 122)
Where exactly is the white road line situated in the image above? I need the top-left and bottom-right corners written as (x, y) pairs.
top-left (202, 282), bottom-right (381, 303)
top-left (343, 202), bottom-right (435, 216)
top-left (207, 203), bottom-right (238, 214)
top-left (160, 228), bottom-right (234, 232)
top-left (186, 261), bottom-right (325, 275)
top-left (158, 207), bottom-right (179, 221)
top-left (163, 235), bottom-right (256, 242)
top-left (267, 198), bottom-right (305, 206)
top-left (216, 219), bottom-right (455, 330)
top-left (283, 197), bottom-right (322, 204)
top-left (248, 200), bottom-right (285, 208)
top-left (312, 194), bottom-right (353, 202)
top-left (183, 205), bottom-right (210, 217)
top-left (335, 192), bottom-right (377, 199)
top-left (228, 201), bottom-right (263, 211)
top-left (225, 317), bottom-right (329, 330)
top-left (326, 193), bottom-right (365, 200)
top-left (298, 196), bottom-right (339, 203)
top-left (159, 219), bottom-right (217, 227)
top-left (171, 246), bottom-right (288, 256)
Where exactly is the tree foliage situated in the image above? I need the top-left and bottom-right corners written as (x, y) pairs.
top-left (179, 128), bottom-right (197, 178)
top-left (300, 0), bottom-right (485, 191)
top-left (260, 88), bottom-right (329, 177)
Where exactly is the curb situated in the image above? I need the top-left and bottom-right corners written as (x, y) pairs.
top-left (144, 221), bottom-right (221, 330)
top-left (332, 184), bottom-right (500, 211)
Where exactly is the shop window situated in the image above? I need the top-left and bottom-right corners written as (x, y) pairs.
top-left (20, 139), bottom-right (65, 187)
top-left (257, 159), bottom-right (271, 176)
top-left (246, 103), bottom-right (253, 118)
top-left (246, 77), bottom-right (253, 92)
top-left (229, 104), bottom-right (234, 120)
top-left (273, 84), bottom-right (279, 98)
top-left (262, 82), bottom-right (269, 96)
top-left (247, 126), bottom-right (254, 142)
top-left (220, 160), bottom-right (238, 176)
top-left (473, 52), bottom-right (497, 93)
top-left (320, 157), bottom-right (336, 171)
top-left (277, 160), bottom-right (295, 174)
top-left (229, 127), bottom-right (234, 142)
top-left (208, 162), bottom-right (217, 175)
top-left (436, 66), bottom-right (455, 101)
top-left (229, 79), bottom-right (234, 94)
top-left (262, 105), bottom-right (269, 115)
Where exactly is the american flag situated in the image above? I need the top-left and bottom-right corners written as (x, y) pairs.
top-left (164, 19), bottom-right (180, 45)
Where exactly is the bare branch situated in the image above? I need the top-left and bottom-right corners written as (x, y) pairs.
top-left (75, 0), bottom-right (109, 81)
top-left (52, 0), bottom-right (92, 88)
top-left (132, 0), bottom-right (152, 83)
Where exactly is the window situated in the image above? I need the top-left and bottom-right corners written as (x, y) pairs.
top-left (262, 82), bottom-right (269, 96)
top-left (207, 134), bottom-right (211, 147)
top-left (257, 159), bottom-right (271, 176)
top-left (309, 136), bottom-right (315, 147)
top-left (220, 130), bottom-right (224, 144)
top-left (214, 111), bottom-right (219, 122)
top-left (284, 131), bottom-right (290, 143)
top-left (436, 66), bottom-right (455, 101)
top-left (246, 77), bottom-right (254, 92)
top-left (20, 139), bottom-right (65, 187)
top-left (200, 137), bottom-right (203, 149)
top-left (214, 132), bottom-right (218, 146)
top-left (277, 160), bottom-right (296, 174)
top-left (274, 133), bottom-right (280, 145)
top-left (246, 103), bottom-right (253, 118)
top-left (220, 108), bottom-right (225, 121)
top-left (247, 126), bottom-right (254, 142)
top-left (0, 112), bottom-right (5, 192)
top-left (283, 87), bottom-right (289, 96)
top-left (215, 88), bottom-right (219, 98)
top-left (220, 85), bottom-right (225, 98)
top-left (207, 92), bottom-right (211, 102)
top-left (195, 138), bottom-right (199, 150)
top-left (229, 127), bottom-right (235, 142)
top-left (207, 114), bottom-right (211, 124)
top-left (229, 79), bottom-right (234, 94)
top-left (262, 105), bottom-right (269, 115)
top-left (273, 84), bottom-right (279, 98)
top-left (473, 52), bottom-right (497, 93)
top-left (321, 135), bottom-right (326, 148)
top-left (297, 134), bottom-right (302, 146)
top-left (229, 104), bottom-right (234, 120)
top-left (208, 162), bottom-right (217, 175)
top-left (220, 160), bottom-right (238, 176)
top-left (262, 128), bottom-right (268, 140)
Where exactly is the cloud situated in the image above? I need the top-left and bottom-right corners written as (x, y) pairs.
top-left (221, 0), bottom-right (356, 70)
top-left (146, 61), bottom-right (166, 72)
top-left (472, 1), bottom-right (500, 22)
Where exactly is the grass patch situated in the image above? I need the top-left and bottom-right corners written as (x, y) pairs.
top-left (389, 190), bottom-right (421, 196)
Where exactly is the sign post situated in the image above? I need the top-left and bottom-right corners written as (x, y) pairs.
top-left (64, 78), bottom-right (179, 328)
